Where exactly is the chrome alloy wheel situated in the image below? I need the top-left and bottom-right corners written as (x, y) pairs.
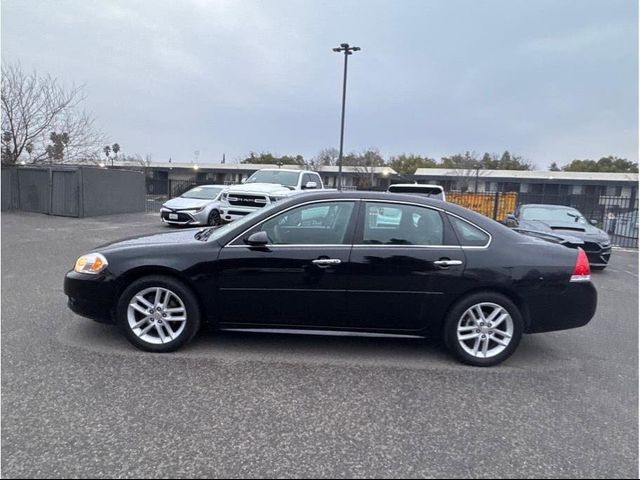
top-left (456, 302), bottom-right (514, 359)
top-left (127, 287), bottom-right (187, 345)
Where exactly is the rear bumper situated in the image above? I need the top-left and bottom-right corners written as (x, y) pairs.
top-left (64, 270), bottom-right (117, 324)
top-left (525, 281), bottom-right (597, 334)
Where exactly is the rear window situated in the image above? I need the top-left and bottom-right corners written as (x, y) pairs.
top-left (449, 215), bottom-right (490, 247)
top-left (388, 185), bottom-right (444, 200)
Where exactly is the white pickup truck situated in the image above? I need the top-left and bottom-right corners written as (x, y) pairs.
top-left (220, 168), bottom-right (325, 222)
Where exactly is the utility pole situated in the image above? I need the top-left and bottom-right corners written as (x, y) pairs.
top-left (333, 43), bottom-right (360, 191)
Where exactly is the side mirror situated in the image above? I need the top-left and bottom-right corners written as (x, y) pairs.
top-left (590, 219), bottom-right (598, 226)
top-left (241, 178), bottom-right (247, 184)
top-left (303, 181), bottom-right (318, 190)
top-left (245, 231), bottom-right (269, 246)
top-left (505, 213), bottom-right (518, 227)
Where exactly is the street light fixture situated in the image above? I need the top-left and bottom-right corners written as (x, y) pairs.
top-left (333, 43), bottom-right (360, 191)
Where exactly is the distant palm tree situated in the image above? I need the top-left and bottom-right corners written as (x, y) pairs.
top-left (112, 143), bottom-right (120, 161)
top-left (103, 145), bottom-right (111, 166)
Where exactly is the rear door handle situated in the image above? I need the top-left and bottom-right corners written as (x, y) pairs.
top-left (434, 260), bottom-right (463, 267)
top-left (312, 258), bottom-right (342, 267)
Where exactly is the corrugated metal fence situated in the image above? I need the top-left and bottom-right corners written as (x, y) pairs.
top-left (2, 166), bottom-right (145, 217)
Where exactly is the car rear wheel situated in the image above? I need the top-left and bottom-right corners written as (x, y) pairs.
top-left (443, 292), bottom-right (523, 367)
top-left (117, 275), bottom-right (201, 352)
top-left (208, 209), bottom-right (222, 226)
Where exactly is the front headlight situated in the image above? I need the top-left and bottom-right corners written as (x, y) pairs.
top-left (182, 206), bottom-right (205, 214)
top-left (74, 253), bottom-right (108, 274)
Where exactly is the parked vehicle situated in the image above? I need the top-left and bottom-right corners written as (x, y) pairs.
top-left (65, 191), bottom-right (597, 367)
top-left (388, 183), bottom-right (446, 201)
top-left (505, 204), bottom-right (612, 269)
top-left (220, 168), bottom-right (325, 222)
top-left (160, 185), bottom-right (227, 226)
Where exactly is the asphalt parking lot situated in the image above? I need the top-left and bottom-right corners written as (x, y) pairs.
top-left (2, 211), bottom-right (638, 478)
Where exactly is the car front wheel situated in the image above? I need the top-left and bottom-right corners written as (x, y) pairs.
top-left (117, 275), bottom-right (201, 352)
top-left (443, 292), bottom-right (523, 367)
top-left (208, 209), bottom-right (222, 226)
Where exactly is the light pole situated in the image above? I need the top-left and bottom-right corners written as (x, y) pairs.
top-left (333, 43), bottom-right (360, 191)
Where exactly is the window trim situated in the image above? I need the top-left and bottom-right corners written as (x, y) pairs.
top-left (225, 199), bottom-right (359, 248)
top-left (445, 212), bottom-right (492, 249)
top-left (223, 198), bottom-right (492, 249)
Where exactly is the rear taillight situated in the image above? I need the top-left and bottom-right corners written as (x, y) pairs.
top-left (570, 247), bottom-right (591, 282)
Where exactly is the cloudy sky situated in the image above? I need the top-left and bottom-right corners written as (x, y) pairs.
top-left (2, 0), bottom-right (638, 168)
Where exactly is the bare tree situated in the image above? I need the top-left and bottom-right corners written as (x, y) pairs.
top-left (441, 151), bottom-right (484, 192)
top-left (1, 63), bottom-right (104, 165)
top-left (308, 148), bottom-right (340, 169)
top-left (119, 153), bottom-right (153, 168)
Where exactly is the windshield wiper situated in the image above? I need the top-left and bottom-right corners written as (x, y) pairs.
top-left (194, 227), bottom-right (217, 241)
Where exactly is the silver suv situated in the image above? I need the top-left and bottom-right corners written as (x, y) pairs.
top-left (160, 185), bottom-right (227, 226)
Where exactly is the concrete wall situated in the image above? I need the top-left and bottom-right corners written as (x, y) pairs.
top-left (81, 167), bottom-right (145, 216)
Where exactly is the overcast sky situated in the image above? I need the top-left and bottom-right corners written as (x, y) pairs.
top-left (2, 0), bottom-right (638, 168)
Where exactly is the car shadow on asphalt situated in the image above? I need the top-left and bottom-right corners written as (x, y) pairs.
top-left (59, 315), bottom-right (580, 371)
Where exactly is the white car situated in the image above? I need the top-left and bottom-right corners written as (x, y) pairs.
top-left (160, 185), bottom-right (228, 226)
top-left (220, 169), bottom-right (325, 222)
top-left (388, 183), bottom-right (446, 201)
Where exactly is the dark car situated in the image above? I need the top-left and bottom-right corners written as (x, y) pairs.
top-left (65, 191), bottom-right (597, 367)
top-left (506, 204), bottom-right (612, 269)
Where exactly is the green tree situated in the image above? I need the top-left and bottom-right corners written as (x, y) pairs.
top-left (341, 148), bottom-right (385, 167)
top-left (388, 154), bottom-right (436, 175)
top-left (562, 156), bottom-right (638, 173)
top-left (45, 132), bottom-right (69, 163)
top-left (112, 143), bottom-right (120, 159)
top-left (241, 152), bottom-right (305, 166)
top-left (549, 162), bottom-right (561, 171)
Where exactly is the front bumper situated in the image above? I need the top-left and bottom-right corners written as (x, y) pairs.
top-left (160, 208), bottom-right (208, 226)
top-left (584, 245), bottom-right (612, 267)
top-left (64, 270), bottom-right (117, 324)
top-left (525, 281), bottom-right (597, 334)
top-left (220, 206), bottom-right (258, 223)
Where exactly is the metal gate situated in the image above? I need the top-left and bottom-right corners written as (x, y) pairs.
top-left (50, 170), bottom-right (80, 217)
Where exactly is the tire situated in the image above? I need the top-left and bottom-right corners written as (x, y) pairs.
top-left (208, 209), bottom-right (222, 226)
top-left (443, 291), bottom-right (523, 367)
top-left (117, 275), bottom-right (201, 353)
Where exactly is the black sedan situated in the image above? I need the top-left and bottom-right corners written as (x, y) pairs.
top-left (65, 191), bottom-right (597, 367)
top-left (506, 204), bottom-right (612, 269)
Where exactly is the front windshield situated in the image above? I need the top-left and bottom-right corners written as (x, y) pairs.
top-left (181, 186), bottom-right (223, 200)
top-left (195, 201), bottom-right (282, 242)
top-left (246, 170), bottom-right (299, 188)
top-left (521, 206), bottom-right (587, 225)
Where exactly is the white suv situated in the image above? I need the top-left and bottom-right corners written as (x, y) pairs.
top-left (220, 169), bottom-right (325, 222)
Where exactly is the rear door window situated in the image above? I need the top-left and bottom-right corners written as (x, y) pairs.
top-left (361, 202), bottom-right (444, 246)
top-left (449, 215), bottom-right (490, 247)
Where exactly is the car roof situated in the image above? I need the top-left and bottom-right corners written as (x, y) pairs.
top-left (389, 184), bottom-right (444, 189)
top-left (253, 168), bottom-right (304, 174)
top-left (521, 204), bottom-right (579, 210)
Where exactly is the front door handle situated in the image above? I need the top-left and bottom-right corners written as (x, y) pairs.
top-left (434, 259), bottom-right (463, 267)
top-left (312, 258), bottom-right (342, 267)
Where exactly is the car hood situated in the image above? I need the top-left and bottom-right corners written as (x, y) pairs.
top-left (518, 219), bottom-right (610, 243)
top-left (95, 229), bottom-right (205, 253)
top-left (162, 197), bottom-right (213, 210)
top-left (227, 182), bottom-right (295, 196)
